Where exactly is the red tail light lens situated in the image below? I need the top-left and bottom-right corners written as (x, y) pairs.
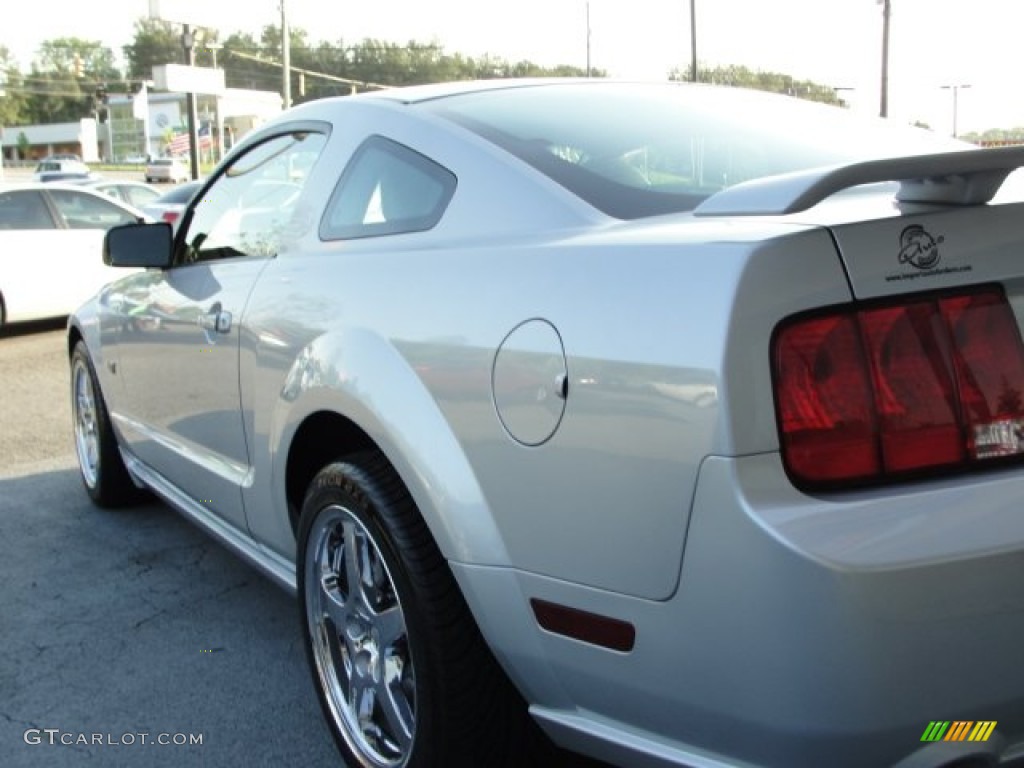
top-left (942, 292), bottom-right (1024, 458)
top-left (162, 211), bottom-right (179, 224)
top-left (774, 315), bottom-right (878, 482)
top-left (773, 286), bottom-right (1024, 487)
top-left (859, 302), bottom-right (963, 472)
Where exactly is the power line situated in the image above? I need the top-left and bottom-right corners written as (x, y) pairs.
top-left (2, 87), bottom-right (92, 97)
top-left (227, 49), bottom-right (391, 91)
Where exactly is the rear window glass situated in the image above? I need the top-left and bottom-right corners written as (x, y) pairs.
top-left (0, 190), bottom-right (54, 229)
top-left (422, 82), bottom-right (967, 220)
top-left (156, 181), bottom-right (203, 204)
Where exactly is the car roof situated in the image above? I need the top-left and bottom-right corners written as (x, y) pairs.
top-left (84, 179), bottom-right (153, 188)
top-left (1, 181), bottom-right (97, 191)
top-left (0, 181), bottom-right (147, 214)
top-left (357, 77), bottom-right (596, 105)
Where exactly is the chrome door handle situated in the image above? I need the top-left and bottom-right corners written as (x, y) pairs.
top-left (199, 308), bottom-right (232, 334)
top-left (215, 310), bottom-right (232, 334)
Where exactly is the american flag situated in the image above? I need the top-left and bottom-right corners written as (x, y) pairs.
top-left (167, 125), bottom-right (212, 156)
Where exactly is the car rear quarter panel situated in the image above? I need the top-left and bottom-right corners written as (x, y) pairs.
top-left (234, 99), bottom-right (858, 601)
top-left (241, 212), bottom-right (850, 601)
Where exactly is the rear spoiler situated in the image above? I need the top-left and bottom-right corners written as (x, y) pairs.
top-left (693, 145), bottom-right (1024, 217)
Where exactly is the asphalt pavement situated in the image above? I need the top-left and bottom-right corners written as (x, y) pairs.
top-left (0, 327), bottom-right (352, 767)
top-left (0, 327), bottom-right (611, 768)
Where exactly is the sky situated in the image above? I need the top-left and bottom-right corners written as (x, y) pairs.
top-left (5, 0), bottom-right (1024, 135)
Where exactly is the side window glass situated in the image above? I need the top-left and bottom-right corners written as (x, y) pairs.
top-left (177, 130), bottom-right (327, 264)
top-left (0, 191), bottom-right (54, 230)
top-left (127, 187), bottom-right (160, 208)
top-left (48, 190), bottom-right (136, 231)
top-left (320, 136), bottom-right (456, 240)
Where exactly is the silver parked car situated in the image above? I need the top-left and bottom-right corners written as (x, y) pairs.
top-left (69, 80), bottom-right (1024, 768)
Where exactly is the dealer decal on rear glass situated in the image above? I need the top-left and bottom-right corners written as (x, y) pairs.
top-left (886, 225), bottom-right (972, 282)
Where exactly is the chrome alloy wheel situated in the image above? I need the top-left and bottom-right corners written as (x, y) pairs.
top-left (72, 357), bottom-right (100, 489)
top-left (305, 504), bottom-right (415, 768)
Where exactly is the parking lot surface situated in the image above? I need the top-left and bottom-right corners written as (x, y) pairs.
top-left (0, 327), bottom-right (610, 767)
top-left (0, 326), bottom-right (371, 767)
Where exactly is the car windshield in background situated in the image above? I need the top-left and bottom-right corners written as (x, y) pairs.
top-left (423, 82), bottom-right (967, 219)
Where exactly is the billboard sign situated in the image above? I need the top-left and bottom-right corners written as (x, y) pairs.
top-left (152, 64), bottom-right (226, 96)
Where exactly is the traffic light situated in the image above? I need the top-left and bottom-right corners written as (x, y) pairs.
top-left (92, 85), bottom-right (109, 123)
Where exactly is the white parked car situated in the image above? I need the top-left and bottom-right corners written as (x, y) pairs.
top-left (78, 179), bottom-right (163, 210)
top-left (144, 157), bottom-right (190, 184)
top-left (33, 157), bottom-right (94, 183)
top-left (70, 80), bottom-right (1024, 768)
top-left (0, 183), bottom-right (145, 325)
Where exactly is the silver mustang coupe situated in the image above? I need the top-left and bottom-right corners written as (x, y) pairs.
top-left (69, 80), bottom-right (1024, 768)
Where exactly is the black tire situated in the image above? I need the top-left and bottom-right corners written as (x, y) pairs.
top-left (297, 453), bottom-right (545, 768)
top-left (70, 341), bottom-right (145, 507)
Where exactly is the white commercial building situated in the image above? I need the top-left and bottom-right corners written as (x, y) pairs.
top-left (2, 88), bottom-right (282, 164)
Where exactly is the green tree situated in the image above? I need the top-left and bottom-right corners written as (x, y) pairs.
top-left (128, 18), bottom-right (602, 109)
top-left (669, 64), bottom-right (842, 106)
top-left (123, 18), bottom-right (183, 81)
top-left (21, 38), bottom-right (120, 124)
top-left (220, 31), bottom-right (280, 92)
top-left (961, 127), bottom-right (1024, 145)
top-left (34, 38), bottom-right (119, 80)
top-left (0, 46), bottom-right (28, 126)
top-left (217, 27), bottom-right (603, 103)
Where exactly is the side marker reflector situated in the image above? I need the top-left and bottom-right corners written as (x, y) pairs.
top-left (531, 598), bottom-right (636, 652)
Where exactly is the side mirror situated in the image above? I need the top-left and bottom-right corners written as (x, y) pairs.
top-left (103, 222), bottom-right (173, 268)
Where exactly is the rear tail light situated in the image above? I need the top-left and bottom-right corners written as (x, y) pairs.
top-left (162, 211), bottom-right (179, 224)
top-left (773, 286), bottom-right (1024, 487)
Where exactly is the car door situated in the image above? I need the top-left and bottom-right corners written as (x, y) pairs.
top-left (46, 188), bottom-right (142, 309)
top-left (0, 189), bottom-right (135, 323)
top-left (0, 189), bottom-right (65, 322)
top-left (108, 129), bottom-right (329, 532)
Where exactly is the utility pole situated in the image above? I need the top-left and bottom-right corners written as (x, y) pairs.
top-left (941, 84), bottom-right (971, 138)
top-left (879, 0), bottom-right (890, 117)
top-left (281, 0), bottom-right (291, 109)
top-left (689, 0), bottom-right (698, 82)
top-left (182, 24), bottom-right (200, 179)
top-left (585, 2), bottom-right (591, 78)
